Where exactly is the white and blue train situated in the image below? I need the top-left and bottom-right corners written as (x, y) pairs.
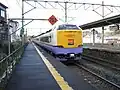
top-left (34, 24), bottom-right (83, 62)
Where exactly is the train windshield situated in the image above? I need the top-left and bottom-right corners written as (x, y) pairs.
top-left (57, 24), bottom-right (80, 30)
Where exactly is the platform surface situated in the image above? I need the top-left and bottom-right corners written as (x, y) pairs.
top-left (6, 44), bottom-right (60, 90)
top-left (6, 43), bottom-right (97, 90)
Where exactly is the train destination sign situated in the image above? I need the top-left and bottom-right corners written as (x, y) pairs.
top-left (48, 15), bottom-right (58, 25)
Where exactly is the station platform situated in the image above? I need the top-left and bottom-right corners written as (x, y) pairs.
top-left (6, 43), bottom-right (97, 90)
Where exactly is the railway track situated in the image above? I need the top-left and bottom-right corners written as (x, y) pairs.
top-left (82, 54), bottom-right (120, 71)
top-left (74, 63), bottom-right (120, 90)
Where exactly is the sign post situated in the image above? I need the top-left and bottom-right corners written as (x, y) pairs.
top-left (48, 15), bottom-right (58, 25)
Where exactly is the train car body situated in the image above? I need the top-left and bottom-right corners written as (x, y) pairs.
top-left (35, 24), bottom-right (83, 61)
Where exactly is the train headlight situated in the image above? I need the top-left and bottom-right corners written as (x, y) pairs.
top-left (70, 54), bottom-right (75, 57)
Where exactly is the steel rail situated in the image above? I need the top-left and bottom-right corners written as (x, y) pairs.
top-left (75, 63), bottom-right (120, 89)
top-left (82, 54), bottom-right (120, 71)
top-left (82, 54), bottom-right (120, 66)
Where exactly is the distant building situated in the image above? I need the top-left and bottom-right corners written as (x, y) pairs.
top-left (0, 3), bottom-right (8, 43)
top-left (109, 24), bottom-right (119, 31)
top-left (0, 3), bottom-right (7, 22)
top-left (9, 20), bottom-right (19, 42)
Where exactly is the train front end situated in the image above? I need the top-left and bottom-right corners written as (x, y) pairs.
top-left (54, 24), bottom-right (83, 61)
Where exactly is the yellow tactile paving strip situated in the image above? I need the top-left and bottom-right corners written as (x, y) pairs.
top-left (33, 43), bottom-right (73, 90)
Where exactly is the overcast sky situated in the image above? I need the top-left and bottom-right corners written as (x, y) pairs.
top-left (1, 0), bottom-right (120, 36)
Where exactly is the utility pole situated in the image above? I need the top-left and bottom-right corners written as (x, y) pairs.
top-left (25, 29), bottom-right (27, 43)
top-left (26, 29), bottom-right (27, 37)
top-left (8, 20), bottom-right (10, 55)
top-left (93, 29), bottom-right (95, 46)
top-left (65, 2), bottom-right (67, 23)
top-left (102, 1), bottom-right (104, 44)
top-left (22, 0), bottom-right (24, 45)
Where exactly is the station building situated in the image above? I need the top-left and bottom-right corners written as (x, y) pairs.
top-left (0, 3), bottom-right (8, 43)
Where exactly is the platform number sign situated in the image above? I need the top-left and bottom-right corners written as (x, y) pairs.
top-left (48, 15), bottom-right (58, 25)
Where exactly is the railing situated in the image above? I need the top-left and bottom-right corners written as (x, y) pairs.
top-left (0, 43), bottom-right (28, 89)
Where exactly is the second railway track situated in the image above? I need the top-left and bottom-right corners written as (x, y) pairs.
top-left (82, 54), bottom-right (120, 71)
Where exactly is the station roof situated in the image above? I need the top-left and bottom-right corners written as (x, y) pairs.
top-left (80, 14), bottom-right (120, 30)
top-left (0, 3), bottom-right (8, 9)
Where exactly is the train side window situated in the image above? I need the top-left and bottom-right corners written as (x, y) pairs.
top-left (49, 36), bottom-right (51, 42)
top-left (40, 36), bottom-right (51, 43)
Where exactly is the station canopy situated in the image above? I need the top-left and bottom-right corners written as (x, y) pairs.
top-left (80, 14), bottom-right (120, 30)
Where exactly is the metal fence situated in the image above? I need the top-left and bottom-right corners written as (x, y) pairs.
top-left (0, 43), bottom-right (28, 89)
